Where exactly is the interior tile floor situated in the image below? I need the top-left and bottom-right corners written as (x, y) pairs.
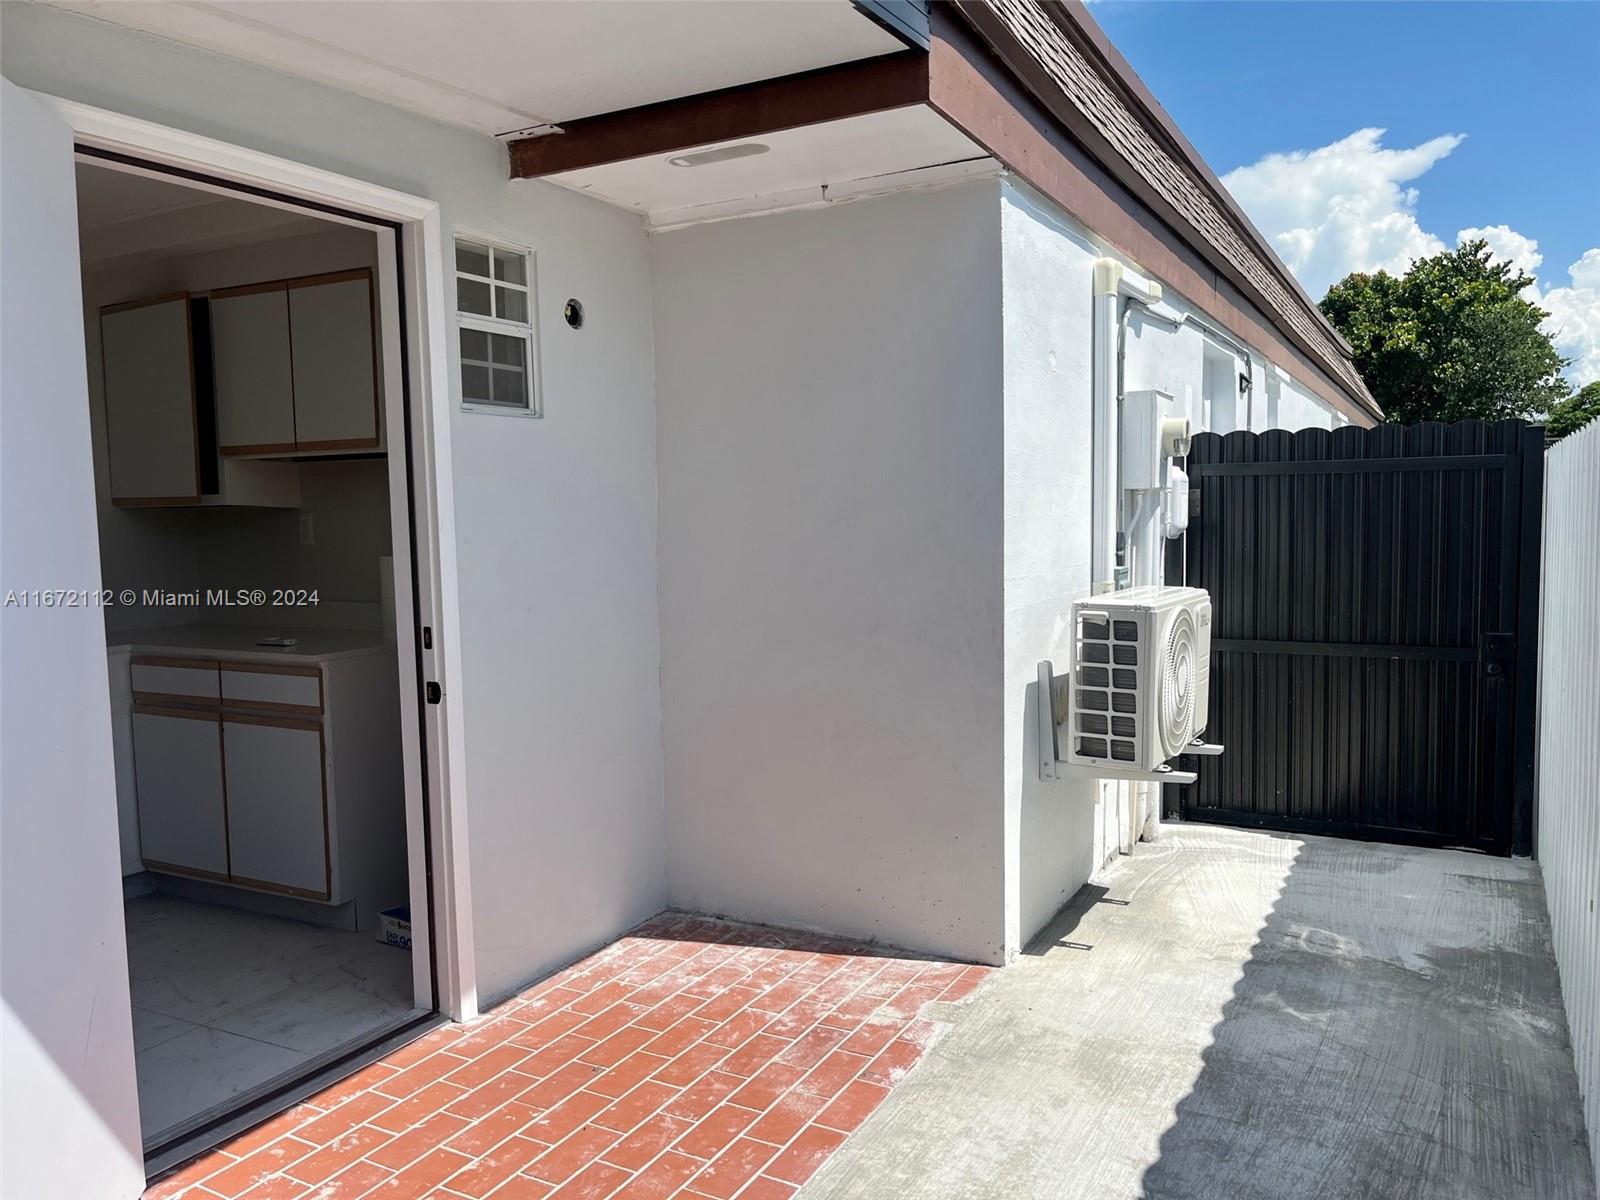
top-left (128, 894), bottom-right (417, 1144)
top-left (143, 913), bottom-right (990, 1200)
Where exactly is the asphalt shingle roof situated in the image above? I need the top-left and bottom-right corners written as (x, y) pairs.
top-left (976, 0), bottom-right (1379, 416)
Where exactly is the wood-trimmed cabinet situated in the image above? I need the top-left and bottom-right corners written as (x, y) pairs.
top-left (223, 715), bottom-right (328, 897)
top-left (100, 295), bottom-right (300, 509)
top-left (100, 294), bottom-right (202, 505)
top-left (98, 267), bottom-right (378, 508)
top-left (126, 649), bottom-right (404, 921)
top-left (132, 705), bottom-right (228, 879)
top-left (212, 269), bottom-right (380, 456)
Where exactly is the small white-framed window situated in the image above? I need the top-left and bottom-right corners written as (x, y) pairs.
top-left (455, 236), bottom-right (540, 416)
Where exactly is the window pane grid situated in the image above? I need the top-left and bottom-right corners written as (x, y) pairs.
top-left (458, 320), bottom-right (533, 414)
top-left (456, 236), bottom-right (537, 416)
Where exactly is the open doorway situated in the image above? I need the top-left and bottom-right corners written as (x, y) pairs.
top-left (74, 156), bottom-right (436, 1160)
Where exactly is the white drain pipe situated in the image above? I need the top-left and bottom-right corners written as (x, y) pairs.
top-left (1090, 258), bottom-right (1164, 594)
top-left (1090, 260), bottom-right (1123, 595)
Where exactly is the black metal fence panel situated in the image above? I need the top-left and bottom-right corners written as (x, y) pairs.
top-left (1165, 419), bottom-right (1544, 855)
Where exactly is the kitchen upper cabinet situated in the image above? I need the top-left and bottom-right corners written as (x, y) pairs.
top-left (100, 294), bottom-right (299, 508)
top-left (211, 284), bottom-right (295, 454)
top-left (210, 269), bottom-right (379, 456)
top-left (101, 294), bottom-right (200, 505)
top-left (223, 717), bottom-right (328, 898)
top-left (290, 273), bottom-right (378, 449)
top-left (132, 707), bottom-right (228, 877)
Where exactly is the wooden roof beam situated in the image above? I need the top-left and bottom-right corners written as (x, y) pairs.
top-left (508, 51), bottom-right (931, 179)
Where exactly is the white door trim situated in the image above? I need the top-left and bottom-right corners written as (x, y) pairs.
top-left (36, 91), bottom-right (479, 1021)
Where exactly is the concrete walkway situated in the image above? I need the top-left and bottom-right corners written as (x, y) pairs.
top-left (801, 825), bottom-right (1597, 1200)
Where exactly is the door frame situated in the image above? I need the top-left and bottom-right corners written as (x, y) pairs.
top-left (40, 91), bottom-right (479, 1021)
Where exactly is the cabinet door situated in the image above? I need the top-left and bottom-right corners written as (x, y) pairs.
top-left (132, 707), bottom-right (227, 878)
top-left (101, 296), bottom-right (199, 503)
top-left (289, 273), bottom-right (378, 449)
top-left (211, 286), bottom-right (296, 454)
top-left (223, 717), bottom-right (328, 898)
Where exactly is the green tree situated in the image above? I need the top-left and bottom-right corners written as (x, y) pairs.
top-left (1544, 380), bottom-right (1600, 442)
top-left (1320, 240), bottom-right (1570, 425)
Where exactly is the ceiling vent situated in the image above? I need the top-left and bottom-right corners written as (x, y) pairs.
top-left (667, 143), bottom-right (770, 168)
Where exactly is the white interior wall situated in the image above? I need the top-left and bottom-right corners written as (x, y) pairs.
top-left (1, 78), bottom-right (147, 1200)
top-left (194, 459), bottom-right (393, 628)
top-left (3, 0), bottom-right (666, 1012)
top-left (652, 181), bottom-right (1009, 965)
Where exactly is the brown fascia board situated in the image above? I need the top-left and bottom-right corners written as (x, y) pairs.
top-left (508, 51), bottom-right (931, 178)
top-left (1051, 1), bottom-right (1357, 360)
top-left (940, 2), bottom-right (1379, 422)
top-left (924, 7), bottom-right (1377, 426)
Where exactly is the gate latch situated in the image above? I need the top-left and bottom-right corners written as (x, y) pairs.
top-left (1483, 633), bottom-right (1515, 680)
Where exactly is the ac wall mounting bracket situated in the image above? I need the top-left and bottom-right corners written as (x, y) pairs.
top-left (1036, 660), bottom-right (1202, 786)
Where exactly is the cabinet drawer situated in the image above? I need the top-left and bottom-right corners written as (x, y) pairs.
top-left (221, 663), bottom-right (322, 713)
top-left (131, 657), bottom-right (220, 703)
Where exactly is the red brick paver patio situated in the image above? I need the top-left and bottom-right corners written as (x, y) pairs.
top-left (145, 913), bottom-right (991, 1200)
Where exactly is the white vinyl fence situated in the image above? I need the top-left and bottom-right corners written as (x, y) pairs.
top-left (1538, 416), bottom-right (1600, 1155)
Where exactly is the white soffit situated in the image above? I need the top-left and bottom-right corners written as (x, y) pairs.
top-left (46, 0), bottom-right (907, 136)
top-left (545, 105), bottom-right (993, 229)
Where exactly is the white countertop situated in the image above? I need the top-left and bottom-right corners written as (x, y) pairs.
top-left (107, 624), bottom-right (392, 665)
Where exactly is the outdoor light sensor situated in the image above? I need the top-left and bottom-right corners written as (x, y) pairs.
top-left (667, 142), bottom-right (770, 168)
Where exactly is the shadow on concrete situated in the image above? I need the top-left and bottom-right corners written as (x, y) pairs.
top-left (1136, 831), bottom-right (1597, 1200)
top-left (1021, 883), bottom-right (1110, 956)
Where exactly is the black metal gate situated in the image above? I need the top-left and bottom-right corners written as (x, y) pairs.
top-left (1165, 419), bottom-right (1544, 855)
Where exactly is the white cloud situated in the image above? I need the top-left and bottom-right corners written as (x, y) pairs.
top-left (1457, 224), bottom-right (1542, 276)
top-left (1538, 250), bottom-right (1600, 386)
top-left (1456, 233), bottom-right (1600, 385)
top-left (1220, 127), bottom-right (1463, 298)
top-left (1222, 129), bottom-right (1600, 386)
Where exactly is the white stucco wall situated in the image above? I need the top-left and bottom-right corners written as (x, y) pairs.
top-left (2, 78), bottom-right (147, 1200)
top-left (652, 180), bottom-right (1009, 964)
top-left (998, 185), bottom-right (1099, 949)
top-left (2, 1), bottom-right (667, 1012)
top-left (997, 178), bottom-right (1350, 949)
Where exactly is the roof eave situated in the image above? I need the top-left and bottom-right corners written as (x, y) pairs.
top-left (945, 0), bottom-right (1380, 421)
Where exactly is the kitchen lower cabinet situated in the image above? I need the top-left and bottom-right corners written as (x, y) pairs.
top-left (223, 717), bottom-right (328, 898)
top-left (123, 646), bottom-right (405, 925)
top-left (132, 707), bottom-right (228, 878)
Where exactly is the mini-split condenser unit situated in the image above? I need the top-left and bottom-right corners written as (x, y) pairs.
top-left (1066, 585), bottom-right (1211, 771)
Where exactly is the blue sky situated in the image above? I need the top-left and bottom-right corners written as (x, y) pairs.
top-left (1089, 0), bottom-right (1600, 382)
